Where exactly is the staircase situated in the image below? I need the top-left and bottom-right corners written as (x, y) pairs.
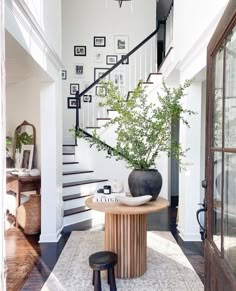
top-left (62, 144), bottom-right (108, 227)
top-left (62, 5), bottom-right (174, 228)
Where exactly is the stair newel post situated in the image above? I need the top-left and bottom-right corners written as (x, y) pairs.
top-left (75, 90), bottom-right (80, 146)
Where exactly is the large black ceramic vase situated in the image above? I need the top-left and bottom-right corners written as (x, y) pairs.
top-left (128, 169), bottom-right (162, 201)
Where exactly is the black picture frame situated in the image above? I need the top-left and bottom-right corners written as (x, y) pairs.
top-left (94, 36), bottom-right (106, 47)
top-left (67, 97), bottom-right (81, 109)
top-left (62, 70), bottom-right (67, 80)
top-left (94, 68), bottom-right (109, 81)
top-left (121, 55), bottom-right (129, 65)
top-left (106, 55), bottom-right (118, 65)
top-left (74, 46), bottom-right (86, 56)
top-left (74, 64), bottom-right (84, 77)
top-left (70, 83), bottom-right (80, 95)
top-left (83, 95), bottom-right (92, 103)
top-left (96, 85), bottom-right (107, 96)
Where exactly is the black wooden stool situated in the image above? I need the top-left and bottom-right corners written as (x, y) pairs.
top-left (89, 251), bottom-right (117, 291)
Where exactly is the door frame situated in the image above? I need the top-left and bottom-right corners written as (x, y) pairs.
top-left (205, 0), bottom-right (236, 289)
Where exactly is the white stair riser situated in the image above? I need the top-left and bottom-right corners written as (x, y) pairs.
top-left (64, 196), bottom-right (91, 210)
top-left (63, 155), bottom-right (76, 163)
top-left (63, 210), bottom-right (105, 227)
top-left (108, 111), bottom-right (118, 119)
top-left (63, 181), bottom-right (108, 196)
top-left (63, 146), bottom-right (75, 153)
top-left (63, 210), bottom-right (93, 226)
top-left (62, 173), bottom-right (94, 183)
top-left (63, 164), bottom-right (80, 172)
top-left (97, 120), bottom-right (110, 127)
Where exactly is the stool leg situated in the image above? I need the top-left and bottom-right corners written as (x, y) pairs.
top-left (108, 267), bottom-right (117, 291)
top-left (94, 270), bottom-right (102, 291)
top-left (92, 270), bottom-right (95, 285)
top-left (107, 269), bottom-right (110, 285)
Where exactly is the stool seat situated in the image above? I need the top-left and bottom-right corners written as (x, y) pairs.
top-left (89, 251), bottom-right (117, 270)
top-left (89, 251), bottom-right (117, 291)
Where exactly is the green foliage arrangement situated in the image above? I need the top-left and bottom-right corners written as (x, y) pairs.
top-left (72, 79), bottom-right (195, 170)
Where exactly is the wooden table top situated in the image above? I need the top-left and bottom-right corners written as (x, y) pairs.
top-left (6, 174), bottom-right (41, 183)
top-left (85, 196), bottom-right (169, 215)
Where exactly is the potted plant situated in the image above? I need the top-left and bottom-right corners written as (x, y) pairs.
top-left (72, 79), bottom-right (195, 200)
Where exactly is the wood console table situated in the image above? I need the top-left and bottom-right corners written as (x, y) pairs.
top-left (86, 196), bottom-right (169, 278)
top-left (6, 175), bottom-right (41, 226)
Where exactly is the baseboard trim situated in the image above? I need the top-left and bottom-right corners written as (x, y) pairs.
top-left (177, 225), bottom-right (202, 242)
top-left (39, 231), bottom-right (62, 243)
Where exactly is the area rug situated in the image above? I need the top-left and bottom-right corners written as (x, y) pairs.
top-left (42, 231), bottom-right (203, 291)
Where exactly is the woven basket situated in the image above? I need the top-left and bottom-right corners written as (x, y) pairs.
top-left (16, 194), bottom-right (41, 234)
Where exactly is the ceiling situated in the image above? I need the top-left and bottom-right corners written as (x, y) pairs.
top-left (5, 30), bottom-right (51, 85)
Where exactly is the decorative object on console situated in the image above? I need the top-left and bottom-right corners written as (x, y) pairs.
top-left (13, 120), bottom-right (36, 168)
top-left (93, 192), bottom-right (126, 202)
top-left (111, 179), bottom-right (123, 193)
top-left (115, 195), bottom-right (152, 206)
top-left (30, 169), bottom-right (40, 176)
top-left (103, 185), bottom-right (111, 194)
top-left (20, 144), bottom-right (34, 170)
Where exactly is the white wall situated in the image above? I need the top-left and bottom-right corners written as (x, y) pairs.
top-left (22, 0), bottom-right (62, 57)
top-left (61, 0), bottom-right (156, 141)
top-left (6, 77), bottom-right (41, 168)
top-left (174, 0), bottom-right (227, 63)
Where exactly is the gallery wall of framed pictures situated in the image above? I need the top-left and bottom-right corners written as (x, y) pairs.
top-left (63, 34), bottom-right (130, 111)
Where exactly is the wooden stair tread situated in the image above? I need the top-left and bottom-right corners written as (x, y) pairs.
top-left (63, 206), bottom-right (90, 217)
top-left (107, 109), bottom-right (116, 112)
top-left (86, 126), bottom-right (101, 129)
top-left (63, 162), bottom-right (79, 165)
top-left (63, 144), bottom-right (76, 146)
top-left (63, 193), bottom-right (92, 201)
top-left (63, 179), bottom-right (108, 188)
top-left (63, 152), bottom-right (75, 155)
top-left (63, 170), bottom-right (94, 175)
top-left (96, 118), bottom-right (111, 120)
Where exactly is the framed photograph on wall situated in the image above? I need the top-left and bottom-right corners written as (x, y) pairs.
top-left (74, 64), bottom-right (85, 78)
top-left (94, 68), bottom-right (110, 81)
top-left (95, 85), bottom-right (107, 96)
top-left (106, 55), bottom-right (118, 65)
top-left (94, 52), bottom-right (103, 63)
top-left (70, 83), bottom-right (80, 95)
top-left (83, 95), bottom-right (92, 103)
top-left (67, 97), bottom-right (81, 109)
top-left (61, 70), bottom-right (67, 80)
top-left (121, 55), bottom-right (129, 64)
top-left (20, 144), bottom-right (34, 170)
top-left (74, 46), bottom-right (86, 56)
top-left (114, 35), bottom-right (129, 54)
top-left (94, 36), bottom-right (106, 47)
top-left (111, 71), bottom-right (125, 86)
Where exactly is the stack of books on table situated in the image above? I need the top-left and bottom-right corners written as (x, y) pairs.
top-left (93, 192), bottom-right (126, 202)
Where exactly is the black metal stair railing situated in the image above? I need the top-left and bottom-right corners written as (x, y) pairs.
top-left (74, 24), bottom-right (164, 133)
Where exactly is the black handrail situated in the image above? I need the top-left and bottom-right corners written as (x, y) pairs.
top-left (75, 25), bottom-right (162, 133)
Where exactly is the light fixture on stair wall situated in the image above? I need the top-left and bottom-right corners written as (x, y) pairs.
top-left (115, 0), bottom-right (132, 8)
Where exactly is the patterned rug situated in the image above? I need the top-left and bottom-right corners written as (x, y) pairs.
top-left (42, 231), bottom-right (203, 291)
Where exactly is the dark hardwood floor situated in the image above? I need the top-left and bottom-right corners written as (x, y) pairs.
top-left (5, 207), bottom-right (204, 290)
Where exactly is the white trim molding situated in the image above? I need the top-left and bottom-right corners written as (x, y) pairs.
top-left (0, 0), bottom-right (6, 289)
top-left (5, 0), bottom-right (64, 71)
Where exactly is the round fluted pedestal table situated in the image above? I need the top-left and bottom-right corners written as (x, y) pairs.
top-left (85, 196), bottom-right (169, 278)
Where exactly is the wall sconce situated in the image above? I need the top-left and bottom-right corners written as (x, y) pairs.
top-left (115, 0), bottom-right (132, 8)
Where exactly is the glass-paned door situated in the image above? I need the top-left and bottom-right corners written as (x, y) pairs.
top-left (205, 1), bottom-right (236, 290)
